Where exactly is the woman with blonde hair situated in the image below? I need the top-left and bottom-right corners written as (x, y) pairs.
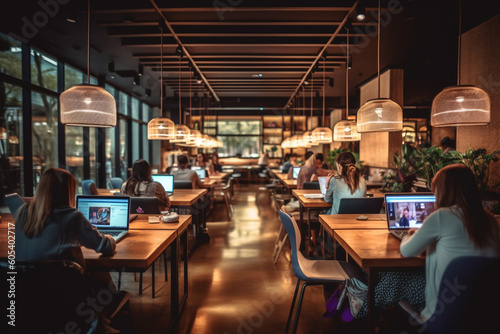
top-left (324, 152), bottom-right (366, 214)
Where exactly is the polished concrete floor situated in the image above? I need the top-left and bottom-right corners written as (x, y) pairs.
top-left (113, 184), bottom-right (367, 333)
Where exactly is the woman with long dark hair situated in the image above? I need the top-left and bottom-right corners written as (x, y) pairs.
top-left (121, 159), bottom-right (170, 212)
top-left (401, 164), bottom-right (500, 322)
top-left (324, 152), bottom-right (366, 214)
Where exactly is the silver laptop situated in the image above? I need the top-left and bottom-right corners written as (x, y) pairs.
top-left (292, 166), bottom-right (301, 180)
top-left (194, 168), bottom-right (207, 181)
top-left (152, 174), bottom-right (174, 196)
top-left (303, 177), bottom-right (328, 199)
top-left (76, 195), bottom-right (131, 242)
top-left (384, 193), bottom-right (436, 240)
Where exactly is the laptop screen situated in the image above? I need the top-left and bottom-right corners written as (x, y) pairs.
top-left (195, 168), bottom-right (206, 180)
top-left (318, 177), bottom-right (328, 196)
top-left (152, 174), bottom-right (174, 193)
top-left (384, 193), bottom-right (436, 230)
top-left (292, 166), bottom-right (301, 179)
top-left (76, 195), bottom-right (130, 230)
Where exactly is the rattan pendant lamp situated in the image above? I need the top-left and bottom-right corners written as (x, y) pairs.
top-left (334, 26), bottom-right (361, 141)
top-left (431, 0), bottom-right (490, 126)
top-left (170, 49), bottom-right (191, 143)
top-left (60, 0), bottom-right (116, 127)
top-left (356, 0), bottom-right (402, 133)
top-left (148, 24), bottom-right (175, 140)
top-left (312, 56), bottom-right (333, 143)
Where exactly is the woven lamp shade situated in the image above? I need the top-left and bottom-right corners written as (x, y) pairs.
top-left (148, 118), bottom-right (175, 140)
top-left (170, 124), bottom-right (191, 143)
top-left (184, 129), bottom-right (201, 146)
top-left (431, 85), bottom-right (490, 127)
top-left (281, 137), bottom-right (291, 149)
top-left (311, 127), bottom-right (333, 143)
top-left (302, 131), bottom-right (317, 147)
top-left (333, 120), bottom-right (361, 141)
top-left (60, 85), bottom-right (117, 127)
top-left (357, 98), bottom-right (403, 133)
top-left (290, 135), bottom-right (305, 148)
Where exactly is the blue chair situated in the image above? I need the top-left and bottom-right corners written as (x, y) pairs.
top-left (81, 179), bottom-right (95, 195)
top-left (107, 177), bottom-right (123, 189)
top-left (399, 256), bottom-right (500, 334)
top-left (278, 209), bottom-right (362, 334)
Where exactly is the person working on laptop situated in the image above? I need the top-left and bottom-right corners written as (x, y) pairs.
top-left (121, 159), bottom-right (171, 212)
top-left (14, 168), bottom-right (129, 331)
top-left (208, 152), bottom-right (223, 174)
top-left (282, 153), bottom-right (298, 173)
top-left (324, 152), bottom-right (367, 215)
top-left (399, 164), bottom-right (500, 324)
top-left (397, 207), bottom-right (411, 227)
top-left (296, 153), bottom-right (333, 189)
top-left (194, 153), bottom-right (211, 176)
top-left (171, 154), bottom-right (204, 189)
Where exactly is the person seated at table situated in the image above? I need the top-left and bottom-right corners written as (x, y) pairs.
top-left (15, 168), bottom-right (129, 330)
top-left (89, 182), bottom-right (99, 195)
top-left (397, 207), bottom-right (410, 227)
top-left (194, 152), bottom-right (210, 174)
top-left (208, 152), bottom-right (223, 174)
top-left (170, 154), bottom-right (204, 189)
top-left (399, 164), bottom-right (500, 324)
top-left (286, 151), bottom-right (314, 179)
top-left (324, 152), bottom-right (367, 215)
top-left (121, 159), bottom-right (170, 212)
top-left (297, 153), bottom-right (333, 188)
top-left (282, 153), bottom-right (298, 174)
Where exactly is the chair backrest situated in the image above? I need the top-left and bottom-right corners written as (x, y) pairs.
top-left (337, 197), bottom-right (384, 214)
top-left (0, 260), bottom-right (97, 333)
top-left (107, 177), bottom-right (123, 189)
top-left (174, 181), bottom-right (193, 189)
top-left (81, 179), bottom-right (96, 195)
top-left (302, 181), bottom-right (320, 190)
top-left (423, 256), bottom-right (500, 334)
top-left (278, 209), bottom-right (309, 280)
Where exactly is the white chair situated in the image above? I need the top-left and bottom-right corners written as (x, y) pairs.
top-left (278, 209), bottom-right (361, 334)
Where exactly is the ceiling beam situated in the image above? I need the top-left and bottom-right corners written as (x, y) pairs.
top-left (100, 21), bottom-right (377, 27)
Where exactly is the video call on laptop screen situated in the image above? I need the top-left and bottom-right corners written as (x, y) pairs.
top-left (292, 167), bottom-right (301, 179)
top-left (385, 194), bottom-right (436, 229)
top-left (152, 174), bottom-right (174, 193)
top-left (76, 196), bottom-right (129, 230)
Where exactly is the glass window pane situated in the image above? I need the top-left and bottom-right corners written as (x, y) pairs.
top-left (64, 64), bottom-right (84, 90)
top-left (119, 118), bottom-right (128, 180)
top-left (31, 49), bottom-right (57, 91)
top-left (0, 33), bottom-right (22, 79)
top-left (119, 92), bottom-right (129, 116)
top-left (1, 83), bottom-right (24, 201)
top-left (217, 120), bottom-right (261, 135)
top-left (131, 97), bottom-right (139, 120)
top-left (105, 84), bottom-right (116, 97)
top-left (132, 121), bottom-right (139, 162)
top-left (142, 103), bottom-right (150, 122)
top-left (105, 127), bottom-right (116, 179)
top-left (65, 127), bottom-right (83, 189)
top-left (217, 136), bottom-right (261, 158)
top-left (142, 124), bottom-right (149, 163)
top-left (32, 91), bottom-right (58, 192)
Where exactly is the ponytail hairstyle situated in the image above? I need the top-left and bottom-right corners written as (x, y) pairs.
top-left (336, 152), bottom-right (361, 194)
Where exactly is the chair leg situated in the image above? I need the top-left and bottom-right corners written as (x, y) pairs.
top-left (152, 262), bottom-right (155, 298)
top-left (224, 192), bottom-right (231, 221)
top-left (139, 272), bottom-right (143, 295)
top-left (118, 271), bottom-right (122, 290)
top-left (291, 282), bottom-right (310, 334)
top-left (163, 251), bottom-right (168, 282)
top-left (272, 224), bottom-right (283, 259)
top-left (273, 235), bottom-right (288, 264)
top-left (286, 279), bottom-right (301, 333)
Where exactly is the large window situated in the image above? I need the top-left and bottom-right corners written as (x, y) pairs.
top-left (119, 118), bottom-right (128, 180)
top-left (31, 49), bottom-right (57, 92)
top-left (0, 33), bottom-right (22, 79)
top-left (216, 119), bottom-right (261, 158)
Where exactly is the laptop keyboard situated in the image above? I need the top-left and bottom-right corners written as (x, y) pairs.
top-left (107, 231), bottom-right (122, 237)
top-left (391, 231), bottom-right (408, 240)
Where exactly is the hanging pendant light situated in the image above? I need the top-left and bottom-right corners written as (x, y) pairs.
top-left (60, 0), bottom-right (116, 127)
top-left (431, 0), bottom-right (490, 126)
top-left (312, 55), bottom-right (333, 143)
top-left (171, 51), bottom-right (191, 143)
top-left (148, 24), bottom-right (175, 140)
top-left (357, 0), bottom-right (402, 133)
top-left (334, 26), bottom-right (361, 141)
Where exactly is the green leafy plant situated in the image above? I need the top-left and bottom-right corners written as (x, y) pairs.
top-left (461, 148), bottom-right (500, 192)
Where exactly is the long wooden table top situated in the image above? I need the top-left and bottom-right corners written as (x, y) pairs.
top-left (292, 189), bottom-right (330, 208)
top-left (169, 189), bottom-right (207, 206)
top-left (0, 212), bottom-right (14, 228)
top-left (209, 172), bottom-right (229, 181)
top-left (274, 172), bottom-right (289, 182)
top-left (201, 179), bottom-right (217, 188)
top-left (82, 229), bottom-right (176, 270)
top-left (130, 214), bottom-right (191, 234)
top-left (334, 229), bottom-right (425, 269)
top-left (319, 214), bottom-right (387, 236)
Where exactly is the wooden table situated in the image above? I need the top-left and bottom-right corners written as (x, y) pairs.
top-left (169, 189), bottom-right (208, 247)
top-left (97, 188), bottom-right (120, 195)
top-left (209, 172), bottom-right (229, 182)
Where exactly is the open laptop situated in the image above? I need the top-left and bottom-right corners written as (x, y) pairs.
top-left (76, 195), bottom-right (131, 242)
top-left (194, 168), bottom-right (207, 181)
top-left (130, 197), bottom-right (160, 214)
top-left (292, 166), bottom-right (301, 180)
top-left (151, 174), bottom-right (174, 196)
top-left (303, 177), bottom-right (328, 199)
top-left (384, 192), bottom-right (436, 240)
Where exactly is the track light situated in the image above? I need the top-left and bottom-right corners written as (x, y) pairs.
top-left (348, 57), bottom-right (352, 69)
top-left (133, 74), bottom-right (140, 85)
top-left (138, 64), bottom-right (143, 76)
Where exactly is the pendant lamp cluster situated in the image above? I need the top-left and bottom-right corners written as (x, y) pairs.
top-left (147, 21), bottom-right (222, 149)
top-left (60, 0), bottom-right (116, 127)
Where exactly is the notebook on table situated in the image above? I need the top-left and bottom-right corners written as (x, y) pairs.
top-left (151, 174), bottom-right (174, 196)
top-left (292, 166), bottom-right (301, 180)
top-left (194, 168), bottom-right (207, 181)
top-left (384, 192), bottom-right (436, 240)
top-left (303, 176), bottom-right (328, 199)
top-left (76, 195), bottom-right (131, 242)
